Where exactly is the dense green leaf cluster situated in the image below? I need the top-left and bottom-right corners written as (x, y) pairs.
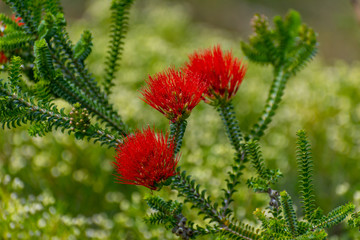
top-left (103, 0), bottom-right (134, 95)
top-left (1, 0), bottom-right (131, 144)
top-left (242, 11), bottom-right (317, 140)
top-left (246, 140), bottom-right (282, 193)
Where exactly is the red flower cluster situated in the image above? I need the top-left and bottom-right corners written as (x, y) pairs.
top-left (140, 67), bottom-right (207, 122)
top-left (113, 127), bottom-right (179, 190)
top-left (12, 16), bottom-right (25, 27)
top-left (0, 20), bottom-right (6, 64)
top-left (0, 15), bottom-right (24, 64)
top-left (0, 52), bottom-right (7, 64)
top-left (186, 45), bottom-right (247, 104)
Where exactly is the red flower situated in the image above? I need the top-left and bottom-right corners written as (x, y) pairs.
top-left (11, 15), bottom-right (25, 26)
top-left (186, 45), bottom-right (247, 104)
top-left (113, 127), bottom-right (179, 190)
top-left (0, 19), bottom-right (5, 64)
top-left (140, 67), bottom-right (207, 122)
top-left (0, 52), bottom-right (7, 64)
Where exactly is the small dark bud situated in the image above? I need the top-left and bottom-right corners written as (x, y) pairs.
top-left (176, 228), bottom-right (184, 235)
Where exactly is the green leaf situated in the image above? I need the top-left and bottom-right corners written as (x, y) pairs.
top-left (280, 191), bottom-right (299, 237)
top-left (103, 0), bottom-right (134, 95)
top-left (296, 130), bottom-right (318, 223)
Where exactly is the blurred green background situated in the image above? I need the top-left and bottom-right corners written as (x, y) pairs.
top-left (1, 0), bottom-right (360, 239)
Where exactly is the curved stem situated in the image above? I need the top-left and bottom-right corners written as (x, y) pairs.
top-left (217, 101), bottom-right (247, 218)
top-left (171, 168), bottom-right (224, 224)
top-left (217, 101), bottom-right (243, 151)
top-left (48, 46), bottom-right (128, 136)
top-left (169, 120), bottom-right (187, 155)
top-left (1, 86), bottom-right (122, 148)
top-left (248, 67), bottom-right (290, 140)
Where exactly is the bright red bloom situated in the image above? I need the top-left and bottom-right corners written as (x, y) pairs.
top-left (0, 19), bottom-right (5, 64)
top-left (0, 52), bottom-right (7, 64)
top-left (140, 67), bottom-right (207, 122)
top-left (11, 15), bottom-right (25, 26)
top-left (113, 127), bottom-right (179, 190)
top-left (186, 45), bottom-right (247, 104)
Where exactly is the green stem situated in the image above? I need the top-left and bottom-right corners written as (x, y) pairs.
top-left (1, 86), bottom-right (122, 148)
top-left (217, 101), bottom-right (243, 151)
top-left (171, 169), bottom-right (258, 238)
top-left (217, 101), bottom-right (247, 218)
top-left (171, 168), bottom-right (223, 224)
top-left (169, 120), bottom-right (187, 155)
top-left (248, 67), bottom-right (290, 140)
top-left (45, 46), bottom-right (128, 136)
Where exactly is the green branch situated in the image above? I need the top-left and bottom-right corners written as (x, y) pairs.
top-left (296, 130), bottom-right (318, 223)
top-left (248, 67), bottom-right (289, 140)
top-left (169, 120), bottom-right (187, 155)
top-left (280, 191), bottom-right (298, 238)
top-left (103, 0), bottom-right (134, 95)
top-left (217, 101), bottom-right (247, 218)
top-left (171, 168), bottom-right (223, 223)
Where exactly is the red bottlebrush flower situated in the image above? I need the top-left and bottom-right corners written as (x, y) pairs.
top-left (0, 52), bottom-right (7, 64)
top-left (186, 45), bottom-right (247, 104)
top-left (140, 67), bottom-right (207, 122)
top-left (113, 127), bottom-right (179, 190)
top-left (0, 20), bottom-right (5, 64)
top-left (11, 15), bottom-right (25, 26)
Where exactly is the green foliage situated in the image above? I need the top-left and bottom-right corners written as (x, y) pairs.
top-left (313, 202), bottom-right (355, 229)
top-left (69, 103), bottom-right (91, 133)
top-left (144, 196), bottom-right (182, 228)
top-left (243, 10), bottom-right (318, 140)
top-left (348, 211), bottom-right (360, 229)
top-left (2, 0), bottom-right (129, 136)
top-left (0, 13), bottom-right (23, 31)
top-left (0, 30), bottom-right (34, 51)
top-left (293, 230), bottom-right (327, 240)
top-left (171, 167), bottom-right (221, 224)
top-left (220, 219), bottom-right (261, 240)
top-left (3, 0), bottom-right (38, 33)
top-left (296, 130), bottom-right (318, 223)
top-left (248, 134), bottom-right (357, 239)
top-left (27, 121), bottom-right (52, 137)
top-left (216, 101), bottom-right (247, 218)
top-left (34, 39), bottom-right (55, 80)
top-left (1, 58), bottom-right (121, 146)
top-left (280, 191), bottom-right (299, 237)
top-left (241, 10), bottom-right (317, 73)
top-left (246, 140), bottom-right (282, 193)
top-left (73, 30), bottom-right (93, 63)
top-left (217, 101), bottom-right (243, 152)
top-left (169, 120), bottom-right (187, 155)
top-left (103, 0), bottom-right (134, 95)
top-left (8, 56), bottom-right (24, 90)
